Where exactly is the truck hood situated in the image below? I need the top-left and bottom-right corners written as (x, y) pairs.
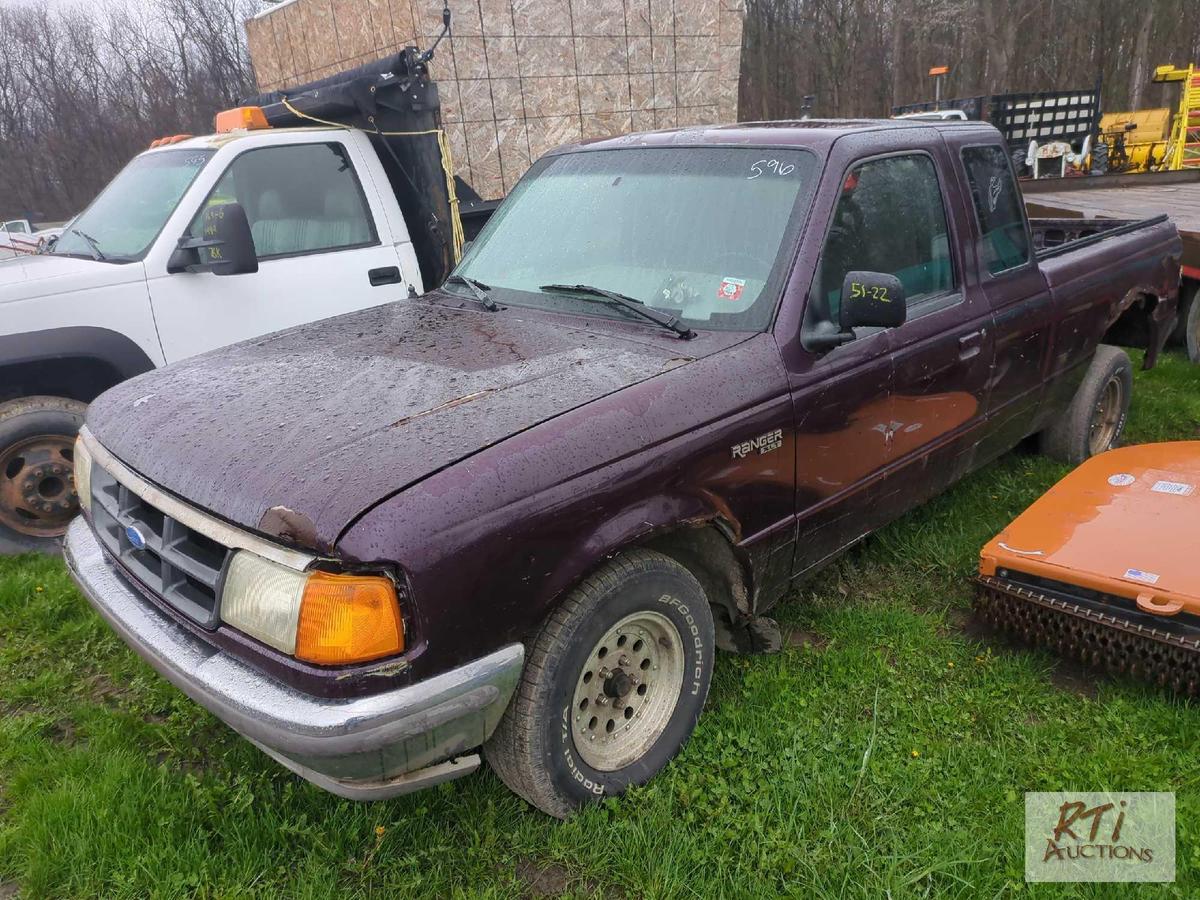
top-left (0, 253), bottom-right (145, 304)
top-left (87, 298), bottom-right (729, 552)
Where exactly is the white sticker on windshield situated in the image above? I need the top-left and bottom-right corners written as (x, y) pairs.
top-left (1151, 480), bottom-right (1194, 496)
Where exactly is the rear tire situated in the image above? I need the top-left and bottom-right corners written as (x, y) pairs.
top-left (0, 396), bottom-right (86, 555)
top-left (484, 550), bottom-right (714, 818)
top-left (1179, 282), bottom-right (1200, 364)
top-left (1039, 345), bottom-right (1132, 465)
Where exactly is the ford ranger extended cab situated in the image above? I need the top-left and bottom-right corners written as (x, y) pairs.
top-left (64, 120), bottom-right (1182, 818)
top-left (0, 49), bottom-right (492, 554)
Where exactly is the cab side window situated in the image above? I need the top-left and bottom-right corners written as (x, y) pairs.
top-left (191, 143), bottom-right (375, 260)
top-left (961, 145), bottom-right (1031, 275)
top-left (818, 154), bottom-right (954, 319)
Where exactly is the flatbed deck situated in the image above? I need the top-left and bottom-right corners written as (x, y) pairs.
top-left (1023, 171), bottom-right (1200, 280)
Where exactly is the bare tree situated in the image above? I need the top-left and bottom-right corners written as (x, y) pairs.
top-left (739, 0), bottom-right (1200, 121)
top-left (0, 0), bottom-right (259, 222)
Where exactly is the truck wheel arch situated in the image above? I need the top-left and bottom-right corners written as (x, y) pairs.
top-left (0, 327), bottom-right (156, 404)
top-left (1102, 288), bottom-right (1173, 368)
top-left (544, 499), bottom-right (755, 630)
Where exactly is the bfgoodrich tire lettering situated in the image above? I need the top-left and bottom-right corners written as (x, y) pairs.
top-left (484, 549), bottom-right (715, 818)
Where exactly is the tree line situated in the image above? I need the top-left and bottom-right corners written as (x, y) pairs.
top-left (0, 0), bottom-right (258, 222)
top-left (3, 0), bottom-right (1199, 222)
top-left (741, 0), bottom-right (1200, 120)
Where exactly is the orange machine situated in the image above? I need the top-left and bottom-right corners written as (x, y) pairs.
top-left (976, 442), bottom-right (1200, 693)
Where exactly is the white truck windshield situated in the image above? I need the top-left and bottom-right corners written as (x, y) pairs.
top-left (452, 146), bottom-right (818, 331)
top-left (53, 149), bottom-right (214, 262)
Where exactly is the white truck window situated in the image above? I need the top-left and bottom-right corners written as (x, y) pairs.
top-left (51, 150), bottom-right (213, 261)
top-left (191, 142), bottom-right (377, 260)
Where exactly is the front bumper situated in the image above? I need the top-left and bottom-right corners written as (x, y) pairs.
top-left (64, 516), bottom-right (524, 800)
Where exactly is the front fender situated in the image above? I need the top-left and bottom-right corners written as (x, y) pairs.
top-left (0, 326), bottom-right (157, 402)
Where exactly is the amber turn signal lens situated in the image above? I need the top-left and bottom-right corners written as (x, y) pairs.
top-left (294, 572), bottom-right (404, 665)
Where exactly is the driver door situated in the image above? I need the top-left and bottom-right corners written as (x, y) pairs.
top-left (147, 139), bottom-right (407, 362)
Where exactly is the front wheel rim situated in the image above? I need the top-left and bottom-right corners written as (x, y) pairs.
top-left (570, 610), bottom-right (685, 772)
top-left (0, 434), bottom-right (78, 537)
top-left (1088, 375), bottom-right (1124, 456)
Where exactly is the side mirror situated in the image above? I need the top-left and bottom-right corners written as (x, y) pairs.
top-left (839, 271), bottom-right (905, 330)
top-left (167, 202), bottom-right (258, 275)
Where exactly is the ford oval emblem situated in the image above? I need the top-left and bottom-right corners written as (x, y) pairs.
top-left (125, 525), bottom-right (147, 551)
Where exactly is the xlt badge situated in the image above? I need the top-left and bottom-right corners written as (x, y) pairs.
top-left (731, 428), bottom-right (783, 459)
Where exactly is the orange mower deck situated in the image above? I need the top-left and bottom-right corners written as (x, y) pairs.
top-left (975, 442), bottom-right (1200, 693)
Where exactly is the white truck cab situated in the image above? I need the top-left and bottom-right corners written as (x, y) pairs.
top-left (0, 45), bottom-right (492, 553)
top-left (1, 219), bottom-right (35, 259)
top-left (2, 127), bottom-right (423, 366)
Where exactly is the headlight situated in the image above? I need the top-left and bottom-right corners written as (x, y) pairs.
top-left (221, 552), bottom-right (307, 654)
top-left (220, 551), bottom-right (405, 665)
top-left (73, 435), bottom-right (93, 515)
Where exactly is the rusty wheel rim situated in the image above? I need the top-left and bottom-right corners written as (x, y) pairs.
top-left (1088, 375), bottom-right (1124, 456)
top-left (0, 434), bottom-right (78, 537)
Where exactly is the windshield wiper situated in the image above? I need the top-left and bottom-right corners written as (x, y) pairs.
top-left (539, 283), bottom-right (695, 338)
top-left (69, 228), bottom-right (107, 261)
top-left (445, 274), bottom-right (499, 311)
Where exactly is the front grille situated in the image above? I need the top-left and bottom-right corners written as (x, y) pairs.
top-left (90, 464), bottom-right (230, 628)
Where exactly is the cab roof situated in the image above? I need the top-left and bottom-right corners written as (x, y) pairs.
top-left (556, 118), bottom-right (996, 155)
top-left (143, 125), bottom-right (342, 154)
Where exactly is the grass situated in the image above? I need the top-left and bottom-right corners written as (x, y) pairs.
top-left (2, 351), bottom-right (1200, 898)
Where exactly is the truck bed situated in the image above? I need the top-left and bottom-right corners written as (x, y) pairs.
top-left (1029, 215), bottom-right (1170, 257)
top-left (1024, 171), bottom-right (1200, 281)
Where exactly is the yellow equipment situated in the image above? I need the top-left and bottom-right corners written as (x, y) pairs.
top-left (1155, 64), bottom-right (1200, 170)
top-left (1098, 108), bottom-right (1172, 172)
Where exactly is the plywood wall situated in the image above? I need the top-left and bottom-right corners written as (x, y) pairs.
top-left (245, 0), bottom-right (744, 199)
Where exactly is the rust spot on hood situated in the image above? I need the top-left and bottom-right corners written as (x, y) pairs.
top-left (258, 505), bottom-right (320, 549)
top-left (388, 389), bottom-right (495, 429)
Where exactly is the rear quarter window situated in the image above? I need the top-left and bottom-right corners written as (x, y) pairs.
top-left (961, 145), bottom-right (1031, 275)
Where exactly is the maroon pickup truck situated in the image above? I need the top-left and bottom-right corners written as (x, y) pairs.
top-left (64, 120), bottom-right (1181, 817)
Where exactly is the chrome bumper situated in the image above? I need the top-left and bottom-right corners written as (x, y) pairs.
top-left (63, 516), bottom-right (523, 800)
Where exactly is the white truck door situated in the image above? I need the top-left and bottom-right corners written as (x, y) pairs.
top-left (146, 137), bottom-right (409, 362)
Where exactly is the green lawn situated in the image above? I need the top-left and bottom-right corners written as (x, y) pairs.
top-left (2, 352), bottom-right (1200, 898)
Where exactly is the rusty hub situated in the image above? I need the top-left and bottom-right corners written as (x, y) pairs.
top-left (0, 434), bottom-right (78, 537)
top-left (975, 576), bottom-right (1200, 696)
top-left (1087, 374), bottom-right (1124, 456)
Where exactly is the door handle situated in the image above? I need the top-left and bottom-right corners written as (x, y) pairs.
top-left (958, 329), bottom-right (985, 360)
top-left (368, 266), bottom-right (402, 287)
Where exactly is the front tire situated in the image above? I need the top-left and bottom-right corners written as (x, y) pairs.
top-left (484, 550), bottom-right (715, 818)
top-left (0, 396), bottom-right (87, 554)
top-left (1039, 345), bottom-right (1132, 464)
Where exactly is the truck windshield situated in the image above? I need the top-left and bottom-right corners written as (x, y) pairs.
top-left (451, 146), bottom-right (818, 331)
top-left (52, 149), bottom-right (213, 262)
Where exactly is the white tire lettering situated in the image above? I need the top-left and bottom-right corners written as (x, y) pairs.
top-left (656, 592), bottom-right (706, 694)
top-left (560, 705), bottom-right (605, 795)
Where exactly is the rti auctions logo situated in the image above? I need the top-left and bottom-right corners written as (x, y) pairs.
top-left (1042, 798), bottom-right (1149, 863)
top-left (1025, 792), bottom-right (1175, 883)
